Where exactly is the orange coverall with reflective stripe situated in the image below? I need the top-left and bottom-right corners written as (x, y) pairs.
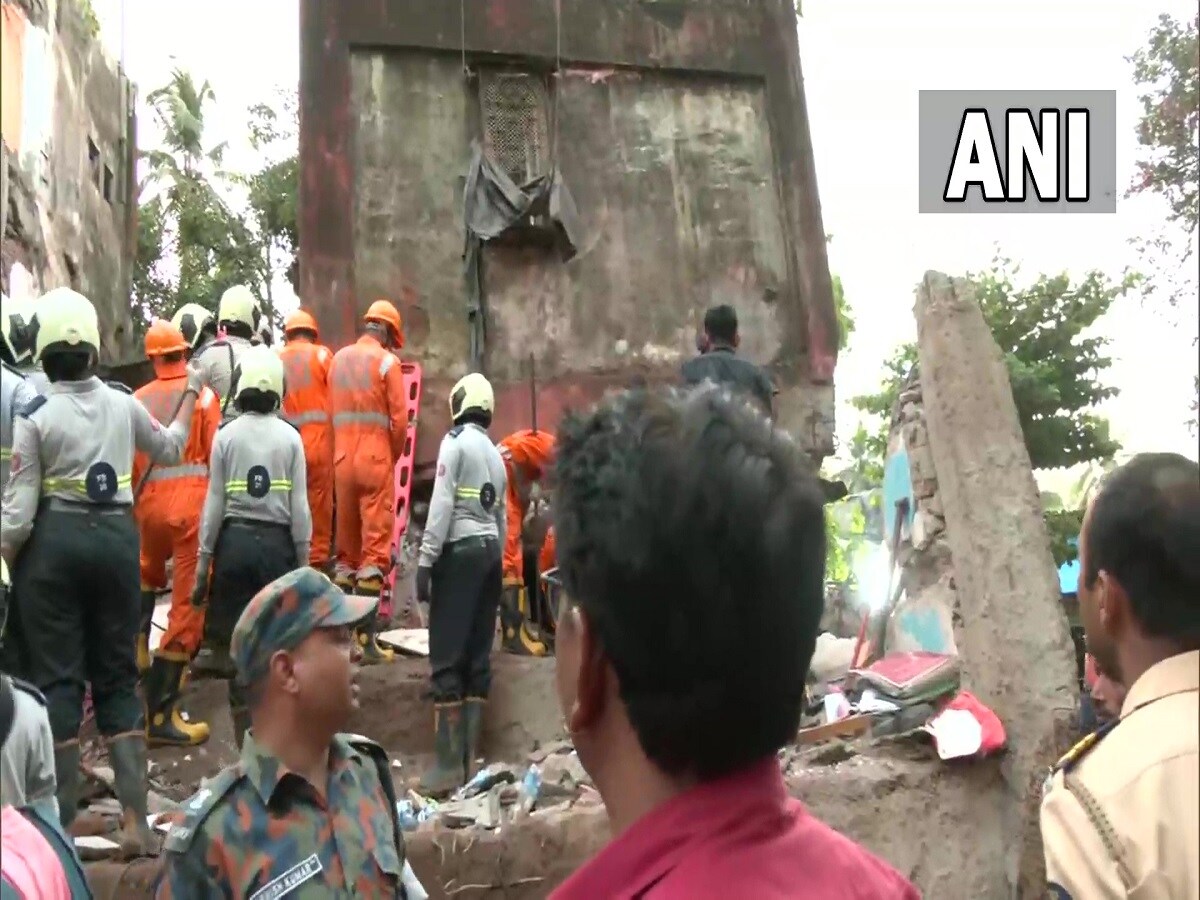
top-left (279, 337), bottom-right (334, 567)
top-left (329, 334), bottom-right (408, 578)
top-left (498, 430), bottom-right (557, 585)
top-left (132, 371), bottom-right (220, 659)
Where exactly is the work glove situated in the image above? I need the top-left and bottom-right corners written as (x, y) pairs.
top-left (416, 566), bottom-right (432, 607)
top-left (191, 560), bottom-right (211, 609)
top-left (185, 363), bottom-right (205, 396)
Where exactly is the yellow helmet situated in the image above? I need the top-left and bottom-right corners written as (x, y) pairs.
top-left (217, 284), bottom-right (263, 332)
top-left (1, 294), bottom-right (37, 365)
top-left (34, 287), bottom-right (100, 362)
top-left (170, 303), bottom-right (215, 350)
top-left (449, 372), bottom-right (495, 422)
top-left (233, 344), bottom-right (285, 402)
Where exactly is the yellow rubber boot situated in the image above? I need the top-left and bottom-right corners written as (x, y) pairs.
top-left (145, 656), bottom-right (210, 747)
top-left (500, 585), bottom-right (547, 657)
top-left (354, 576), bottom-right (394, 665)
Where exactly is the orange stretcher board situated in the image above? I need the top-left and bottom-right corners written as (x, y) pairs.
top-left (381, 361), bottom-right (422, 619)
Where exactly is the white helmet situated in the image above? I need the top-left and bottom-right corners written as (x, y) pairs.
top-left (171, 303), bottom-right (215, 350)
top-left (34, 288), bottom-right (100, 363)
top-left (233, 344), bottom-right (285, 403)
top-left (217, 284), bottom-right (263, 332)
top-left (1, 294), bottom-right (37, 365)
top-left (449, 372), bottom-right (495, 422)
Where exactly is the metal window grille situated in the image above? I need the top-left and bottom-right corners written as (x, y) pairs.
top-left (479, 71), bottom-right (550, 186)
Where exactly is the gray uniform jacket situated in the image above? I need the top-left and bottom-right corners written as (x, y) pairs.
top-left (419, 423), bottom-right (507, 568)
top-left (1, 377), bottom-right (189, 561)
top-left (198, 412), bottom-right (312, 566)
top-left (194, 334), bottom-right (254, 420)
top-left (1, 363), bottom-right (37, 493)
top-left (0, 677), bottom-right (56, 815)
top-left (15, 364), bottom-right (50, 396)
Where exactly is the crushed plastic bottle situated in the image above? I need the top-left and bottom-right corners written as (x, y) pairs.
top-left (516, 764), bottom-right (542, 817)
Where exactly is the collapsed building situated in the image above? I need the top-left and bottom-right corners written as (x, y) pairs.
top-left (0, 0), bottom-right (138, 367)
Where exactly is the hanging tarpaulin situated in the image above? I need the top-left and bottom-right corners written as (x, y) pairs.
top-left (461, 140), bottom-right (582, 371)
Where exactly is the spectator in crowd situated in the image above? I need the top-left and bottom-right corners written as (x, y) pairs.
top-left (547, 385), bottom-right (919, 899)
top-left (1042, 452), bottom-right (1199, 898)
top-left (0, 671), bottom-right (56, 814)
top-left (681, 305), bottom-right (776, 419)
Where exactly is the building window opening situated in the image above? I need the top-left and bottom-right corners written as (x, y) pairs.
top-left (479, 71), bottom-right (551, 186)
top-left (87, 137), bottom-right (101, 187)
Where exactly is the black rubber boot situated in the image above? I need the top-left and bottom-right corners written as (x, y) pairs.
top-left (137, 590), bottom-right (156, 675)
top-left (107, 733), bottom-right (158, 858)
top-left (418, 702), bottom-right (465, 799)
top-left (145, 657), bottom-right (210, 747)
top-left (354, 578), bottom-right (394, 665)
top-left (463, 697), bottom-right (485, 782)
top-left (53, 740), bottom-right (82, 830)
top-left (500, 586), bottom-right (547, 657)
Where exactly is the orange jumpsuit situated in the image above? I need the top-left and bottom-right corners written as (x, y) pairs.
top-left (539, 527), bottom-right (557, 575)
top-left (133, 367), bottom-right (220, 660)
top-left (279, 337), bottom-right (334, 567)
top-left (329, 334), bottom-right (408, 582)
top-left (498, 430), bottom-right (557, 585)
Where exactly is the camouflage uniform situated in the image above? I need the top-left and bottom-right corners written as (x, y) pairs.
top-left (155, 567), bottom-right (413, 899)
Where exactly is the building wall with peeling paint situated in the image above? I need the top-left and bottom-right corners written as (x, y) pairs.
top-left (0, 0), bottom-right (137, 366)
top-left (303, 0), bottom-right (837, 467)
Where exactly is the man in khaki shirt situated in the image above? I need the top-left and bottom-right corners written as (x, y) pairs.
top-left (1041, 452), bottom-right (1199, 899)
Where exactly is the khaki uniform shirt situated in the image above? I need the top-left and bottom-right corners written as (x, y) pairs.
top-left (1041, 650), bottom-right (1199, 899)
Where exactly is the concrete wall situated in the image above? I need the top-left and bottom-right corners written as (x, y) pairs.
top-left (1, 0), bottom-right (137, 365)
top-left (303, 0), bottom-right (838, 466)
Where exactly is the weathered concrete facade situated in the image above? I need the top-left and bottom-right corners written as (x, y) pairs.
top-left (1, 0), bottom-right (138, 365)
top-left (301, 0), bottom-right (838, 468)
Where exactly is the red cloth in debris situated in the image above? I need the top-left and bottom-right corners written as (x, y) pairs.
top-left (549, 757), bottom-right (922, 900)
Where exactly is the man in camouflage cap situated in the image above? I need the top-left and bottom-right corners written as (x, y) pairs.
top-left (156, 567), bottom-right (426, 898)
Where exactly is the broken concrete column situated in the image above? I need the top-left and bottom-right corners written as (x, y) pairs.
top-left (914, 270), bottom-right (1077, 891)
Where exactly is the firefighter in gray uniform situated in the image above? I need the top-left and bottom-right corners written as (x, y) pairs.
top-left (414, 372), bottom-right (507, 798)
top-left (0, 287), bottom-right (199, 853)
top-left (194, 284), bottom-right (263, 420)
top-left (192, 344), bottom-right (312, 749)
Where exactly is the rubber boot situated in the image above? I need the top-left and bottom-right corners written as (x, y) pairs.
top-left (53, 740), bottom-right (82, 830)
top-left (354, 577), bottom-right (394, 665)
top-left (107, 733), bottom-right (158, 858)
top-left (500, 587), bottom-right (547, 657)
top-left (333, 569), bottom-right (356, 592)
top-left (418, 702), bottom-right (465, 798)
top-left (190, 643), bottom-right (236, 680)
top-left (145, 656), bottom-right (210, 747)
top-left (137, 590), bottom-right (156, 675)
top-left (463, 697), bottom-right (486, 783)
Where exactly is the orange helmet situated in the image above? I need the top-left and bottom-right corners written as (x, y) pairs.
top-left (144, 319), bottom-right (189, 357)
top-left (364, 299), bottom-right (404, 348)
top-left (284, 308), bottom-right (319, 338)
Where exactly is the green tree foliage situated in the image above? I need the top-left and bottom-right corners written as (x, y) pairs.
top-left (131, 70), bottom-right (264, 328)
top-left (1129, 12), bottom-right (1199, 251)
top-left (849, 258), bottom-right (1133, 565)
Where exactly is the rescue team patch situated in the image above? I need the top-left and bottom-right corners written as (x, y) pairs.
top-left (248, 853), bottom-right (324, 900)
top-left (247, 465), bottom-right (272, 498)
top-left (479, 482), bottom-right (497, 510)
top-left (86, 461), bottom-right (119, 501)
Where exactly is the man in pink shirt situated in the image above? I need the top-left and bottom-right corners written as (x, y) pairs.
top-left (547, 385), bottom-right (920, 899)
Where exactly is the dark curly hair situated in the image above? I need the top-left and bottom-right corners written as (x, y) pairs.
top-left (553, 384), bottom-right (825, 781)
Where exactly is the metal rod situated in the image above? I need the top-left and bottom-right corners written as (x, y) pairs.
top-left (529, 353), bottom-right (538, 433)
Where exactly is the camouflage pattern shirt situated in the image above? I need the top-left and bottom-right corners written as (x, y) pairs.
top-left (156, 731), bottom-right (406, 899)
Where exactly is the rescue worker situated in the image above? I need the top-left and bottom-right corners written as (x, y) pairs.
top-left (193, 345), bottom-right (312, 749)
top-left (329, 299), bottom-right (408, 664)
top-left (1, 294), bottom-right (50, 396)
top-left (156, 567), bottom-right (427, 899)
top-left (497, 428), bottom-right (556, 656)
top-left (1041, 452), bottom-right (1199, 898)
top-left (170, 303), bottom-right (217, 360)
top-left (133, 320), bottom-right (221, 747)
top-left (279, 309), bottom-right (335, 572)
top-left (414, 373), bottom-right (507, 797)
top-left (194, 284), bottom-right (262, 418)
top-left (0, 287), bottom-right (199, 851)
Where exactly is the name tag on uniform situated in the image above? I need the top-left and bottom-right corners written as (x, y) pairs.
top-left (249, 853), bottom-right (324, 900)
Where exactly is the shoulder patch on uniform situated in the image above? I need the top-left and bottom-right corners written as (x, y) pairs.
top-left (1054, 717), bottom-right (1119, 775)
top-left (162, 764), bottom-right (244, 854)
top-left (10, 676), bottom-right (46, 707)
top-left (18, 395), bottom-right (47, 418)
top-left (449, 425), bottom-right (464, 438)
top-left (105, 380), bottom-right (134, 395)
